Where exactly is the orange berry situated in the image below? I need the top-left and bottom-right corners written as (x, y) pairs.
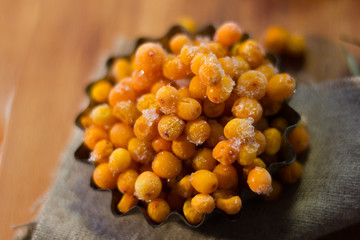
top-left (190, 170), bottom-right (218, 194)
top-left (191, 194), bottom-right (215, 214)
top-left (108, 82), bottom-right (136, 107)
top-left (134, 171), bottom-right (162, 201)
top-left (92, 163), bottom-right (118, 189)
top-left (110, 123), bottom-right (135, 148)
top-left (111, 58), bottom-right (132, 81)
top-left (152, 151), bottom-right (182, 179)
top-left (117, 193), bottom-right (138, 214)
top-left (113, 100), bottom-right (141, 125)
top-left (255, 62), bottom-right (279, 81)
top-left (263, 128), bottom-right (282, 155)
top-left (151, 136), bottom-right (172, 152)
top-left (206, 120), bottom-right (224, 148)
top-left (190, 54), bottom-right (207, 75)
top-left (117, 169), bottom-right (139, 195)
top-left (90, 139), bottom-right (113, 164)
top-left (264, 26), bottom-right (290, 54)
top-left (169, 34), bottom-right (192, 54)
top-left (212, 140), bottom-right (238, 165)
top-left (158, 115), bottom-right (185, 141)
top-left (172, 135), bottom-right (196, 160)
top-left (108, 148), bottom-right (132, 174)
top-left (206, 42), bottom-right (228, 58)
top-left (163, 56), bottom-right (191, 80)
top-left (214, 22), bottom-right (243, 46)
top-left (189, 76), bottom-right (207, 100)
top-left (185, 119), bottom-right (211, 145)
top-left (254, 129), bottom-right (266, 155)
top-left (247, 167), bottom-right (272, 195)
top-left (84, 126), bottom-right (109, 150)
top-left (236, 70), bottom-right (267, 100)
top-left (176, 175), bottom-right (194, 199)
top-left (238, 39), bottom-right (265, 69)
top-left (90, 80), bottom-right (113, 103)
top-left (127, 138), bottom-right (155, 164)
top-left (134, 43), bottom-right (166, 73)
top-left (183, 199), bottom-right (204, 225)
top-left (192, 148), bottom-right (217, 171)
top-left (232, 97), bottom-right (263, 123)
top-left (279, 161), bottom-right (303, 184)
top-left (216, 196), bottom-right (242, 215)
top-left (224, 118), bottom-right (255, 140)
top-left (288, 126), bottom-right (309, 154)
top-left (206, 75), bottom-right (235, 103)
top-left (198, 55), bottom-right (224, 86)
top-left (134, 114), bottom-right (158, 141)
top-left (213, 164), bottom-right (238, 189)
top-left (147, 198), bottom-right (171, 223)
top-left (176, 98), bottom-right (202, 121)
top-left (219, 56), bottom-right (250, 80)
top-left (203, 98), bottom-right (225, 118)
top-left (130, 69), bottom-right (159, 93)
top-left (266, 73), bottom-right (296, 102)
top-left (156, 85), bottom-right (179, 114)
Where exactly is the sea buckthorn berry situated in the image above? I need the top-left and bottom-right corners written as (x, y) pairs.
top-left (137, 93), bottom-right (159, 113)
top-left (172, 135), bottom-right (196, 160)
top-left (214, 22), bottom-right (243, 47)
top-left (206, 75), bottom-right (235, 103)
top-left (152, 151), bottom-right (182, 179)
top-left (216, 196), bottom-right (242, 215)
top-left (90, 139), bottom-right (113, 164)
top-left (286, 34), bottom-right (305, 56)
top-left (206, 42), bottom-right (228, 58)
top-left (178, 87), bottom-right (191, 98)
top-left (198, 56), bottom-right (224, 87)
top-left (212, 140), bottom-right (238, 165)
top-left (206, 120), bottom-right (224, 148)
top-left (163, 56), bottom-right (191, 80)
top-left (191, 54), bottom-right (207, 75)
top-left (190, 170), bottom-right (218, 194)
top-left (236, 70), bottom-right (267, 100)
top-left (232, 97), bottom-right (263, 123)
top-left (192, 148), bottom-right (217, 171)
top-left (167, 190), bottom-right (185, 211)
top-left (127, 138), bottom-right (155, 164)
top-left (231, 42), bottom-right (241, 56)
top-left (110, 123), bottom-right (135, 148)
top-left (134, 115), bottom-right (158, 141)
top-left (185, 119), bottom-right (211, 145)
top-left (93, 163), bottom-right (118, 189)
top-left (270, 117), bottom-right (288, 133)
top-left (90, 80), bottom-right (113, 103)
top-left (183, 199), bottom-right (204, 225)
top-left (203, 99), bottom-right (225, 118)
top-left (134, 43), bottom-right (166, 73)
top-left (262, 180), bottom-right (282, 201)
top-left (224, 118), bottom-right (255, 140)
top-left (147, 198), bottom-right (171, 223)
top-left (288, 126), bottom-right (310, 154)
top-left (150, 79), bottom-right (171, 95)
top-left (156, 86), bottom-right (179, 114)
top-left (151, 136), bottom-right (171, 152)
top-left (263, 128), bottom-right (282, 155)
top-left (213, 164), bottom-right (238, 189)
top-left (90, 104), bottom-right (116, 128)
top-left (180, 45), bottom-right (201, 65)
top-left (212, 189), bottom-right (237, 200)
top-left (242, 158), bottom-right (267, 180)
top-left (279, 161), bottom-right (302, 184)
top-left (264, 26), bottom-right (290, 54)
top-left (130, 69), bottom-right (158, 93)
top-left (238, 39), bottom-right (265, 69)
top-left (117, 193), bottom-right (138, 213)
top-left (219, 56), bottom-right (250, 80)
top-left (134, 171), bottom-right (162, 201)
top-left (111, 58), bottom-right (131, 81)
top-left (238, 143), bottom-right (257, 166)
top-left (247, 167), bottom-right (272, 195)
top-left (108, 82), bottom-right (136, 107)
top-left (176, 175), bottom-right (194, 199)
top-left (113, 100), bottom-right (141, 125)
top-left (191, 194), bottom-right (215, 214)
top-left (255, 62), bottom-right (279, 81)
top-left (189, 76), bottom-right (207, 100)
top-left (176, 98), bottom-right (202, 121)
top-left (260, 97), bottom-right (282, 118)
top-left (170, 34), bottom-right (192, 54)
top-left (178, 17), bottom-right (197, 32)
top-left (117, 169), bottom-right (139, 195)
top-left (79, 115), bottom-right (92, 128)
top-left (158, 115), bottom-right (185, 141)
top-left (84, 126), bottom-right (108, 150)
top-left (254, 130), bottom-right (266, 155)
top-left (266, 73), bottom-right (296, 102)
top-left (108, 148), bottom-right (132, 174)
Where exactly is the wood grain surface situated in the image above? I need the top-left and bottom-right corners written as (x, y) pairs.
top-left (0, 0), bottom-right (359, 239)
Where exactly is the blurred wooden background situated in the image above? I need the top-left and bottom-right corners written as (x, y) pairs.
top-left (0, 0), bottom-right (359, 239)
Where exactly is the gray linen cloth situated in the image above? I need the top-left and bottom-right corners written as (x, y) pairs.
top-left (27, 76), bottom-right (360, 240)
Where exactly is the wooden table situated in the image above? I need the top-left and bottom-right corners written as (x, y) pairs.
top-left (0, 0), bottom-right (359, 239)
